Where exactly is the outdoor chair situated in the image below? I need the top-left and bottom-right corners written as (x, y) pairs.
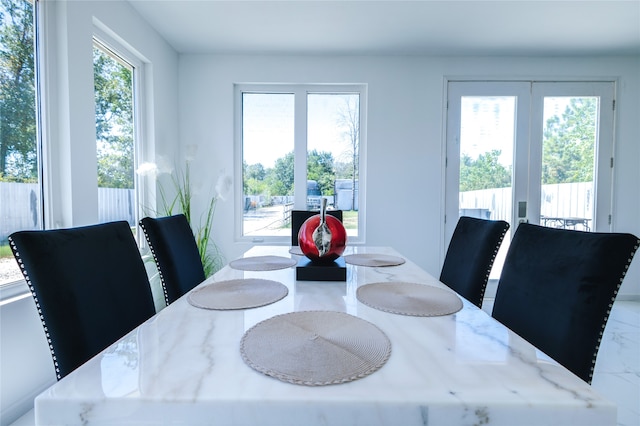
top-left (291, 209), bottom-right (343, 246)
top-left (439, 216), bottom-right (510, 308)
top-left (9, 221), bottom-right (156, 380)
top-left (491, 223), bottom-right (639, 383)
top-left (140, 214), bottom-right (205, 305)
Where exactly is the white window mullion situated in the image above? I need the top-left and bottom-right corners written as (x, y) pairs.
top-left (293, 89), bottom-right (307, 210)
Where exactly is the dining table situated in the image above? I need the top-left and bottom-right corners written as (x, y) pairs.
top-left (33, 245), bottom-right (616, 425)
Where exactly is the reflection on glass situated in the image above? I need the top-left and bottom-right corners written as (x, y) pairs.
top-left (540, 97), bottom-right (597, 232)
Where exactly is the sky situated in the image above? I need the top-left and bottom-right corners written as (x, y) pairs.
top-left (242, 93), bottom-right (357, 168)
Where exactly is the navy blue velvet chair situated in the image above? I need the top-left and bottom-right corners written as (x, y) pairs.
top-left (439, 216), bottom-right (510, 308)
top-left (492, 223), bottom-right (639, 383)
top-left (140, 214), bottom-right (205, 305)
top-left (9, 221), bottom-right (156, 380)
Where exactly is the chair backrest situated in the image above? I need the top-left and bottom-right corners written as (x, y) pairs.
top-left (140, 214), bottom-right (205, 305)
top-left (291, 210), bottom-right (343, 246)
top-left (439, 216), bottom-right (510, 308)
top-left (492, 223), bottom-right (639, 383)
top-left (9, 221), bottom-right (156, 380)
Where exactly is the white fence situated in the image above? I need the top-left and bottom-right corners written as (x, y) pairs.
top-left (2, 181), bottom-right (593, 241)
top-left (460, 181), bottom-right (593, 222)
top-left (1, 182), bottom-right (134, 241)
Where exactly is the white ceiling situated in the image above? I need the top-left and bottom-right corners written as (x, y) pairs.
top-left (127, 0), bottom-right (640, 56)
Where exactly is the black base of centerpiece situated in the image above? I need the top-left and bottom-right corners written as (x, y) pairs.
top-left (296, 256), bottom-right (347, 281)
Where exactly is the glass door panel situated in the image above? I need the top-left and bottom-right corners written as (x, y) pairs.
top-left (458, 96), bottom-right (515, 280)
top-left (539, 97), bottom-right (598, 232)
top-left (446, 81), bottom-right (614, 292)
top-left (446, 82), bottom-right (530, 282)
top-left (459, 96), bottom-right (515, 222)
top-left (530, 82), bottom-right (614, 233)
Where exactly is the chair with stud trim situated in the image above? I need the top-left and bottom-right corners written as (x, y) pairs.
top-left (491, 223), bottom-right (639, 383)
top-left (140, 214), bottom-right (205, 305)
top-left (439, 216), bottom-right (510, 308)
top-left (9, 221), bottom-right (156, 380)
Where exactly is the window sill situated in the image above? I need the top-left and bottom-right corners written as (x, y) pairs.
top-left (0, 279), bottom-right (31, 306)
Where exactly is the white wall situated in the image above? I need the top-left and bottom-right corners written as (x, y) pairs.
top-left (179, 54), bottom-right (640, 296)
top-left (0, 1), bottom-right (179, 424)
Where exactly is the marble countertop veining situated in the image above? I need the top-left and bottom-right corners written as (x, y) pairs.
top-left (34, 246), bottom-right (616, 426)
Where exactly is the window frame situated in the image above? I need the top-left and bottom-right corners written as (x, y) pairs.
top-left (93, 22), bottom-right (150, 245)
top-left (234, 83), bottom-right (367, 244)
top-left (0, 0), bottom-right (44, 296)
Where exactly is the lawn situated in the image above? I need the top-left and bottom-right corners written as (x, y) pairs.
top-left (0, 242), bottom-right (13, 259)
top-left (341, 210), bottom-right (358, 229)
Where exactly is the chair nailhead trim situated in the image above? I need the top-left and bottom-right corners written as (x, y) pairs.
top-left (9, 236), bottom-right (63, 380)
top-left (587, 237), bottom-right (639, 383)
top-left (140, 223), bottom-right (171, 307)
top-left (479, 226), bottom-right (510, 305)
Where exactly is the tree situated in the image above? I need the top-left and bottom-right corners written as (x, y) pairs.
top-left (0, 0), bottom-right (36, 182)
top-left (336, 95), bottom-right (359, 209)
top-left (307, 149), bottom-right (335, 195)
top-left (542, 98), bottom-right (596, 184)
top-left (266, 151), bottom-right (294, 196)
top-left (243, 161), bottom-right (268, 195)
top-left (460, 150), bottom-right (511, 191)
top-left (93, 45), bottom-right (134, 189)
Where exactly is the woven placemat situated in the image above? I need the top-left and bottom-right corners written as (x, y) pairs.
top-left (229, 255), bottom-right (297, 271)
top-left (240, 311), bottom-right (391, 386)
top-left (343, 253), bottom-right (406, 267)
top-left (357, 282), bottom-right (463, 316)
top-left (187, 278), bottom-right (288, 310)
top-left (288, 246), bottom-right (304, 256)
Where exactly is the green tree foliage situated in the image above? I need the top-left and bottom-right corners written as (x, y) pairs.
top-left (243, 161), bottom-right (267, 195)
top-left (0, 0), bottom-right (36, 182)
top-left (460, 99), bottom-right (596, 191)
top-left (460, 150), bottom-right (511, 191)
top-left (542, 97), bottom-right (596, 184)
top-left (266, 151), bottom-right (294, 195)
top-left (307, 149), bottom-right (335, 195)
top-left (93, 46), bottom-right (134, 189)
top-left (244, 150), bottom-right (337, 197)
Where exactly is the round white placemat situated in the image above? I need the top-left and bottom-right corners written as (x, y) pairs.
top-left (288, 246), bottom-right (304, 256)
top-left (188, 278), bottom-right (288, 310)
top-left (357, 282), bottom-right (463, 316)
top-left (343, 253), bottom-right (406, 267)
top-left (229, 255), bottom-right (297, 271)
top-left (240, 311), bottom-right (391, 386)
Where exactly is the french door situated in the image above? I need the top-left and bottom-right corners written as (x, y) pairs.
top-left (445, 81), bottom-right (615, 284)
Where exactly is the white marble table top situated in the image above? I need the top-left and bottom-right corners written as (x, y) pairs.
top-left (34, 246), bottom-right (616, 425)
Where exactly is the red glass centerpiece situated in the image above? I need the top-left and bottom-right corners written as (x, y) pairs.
top-left (298, 199), bottom-right (347, 264)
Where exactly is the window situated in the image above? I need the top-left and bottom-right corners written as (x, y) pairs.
top-left (0, 0), bottom-right (41, 287)
top-left (236, 84), bottom-right (366, 243)
top-left (93, 40), bottom-right (136, 227)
